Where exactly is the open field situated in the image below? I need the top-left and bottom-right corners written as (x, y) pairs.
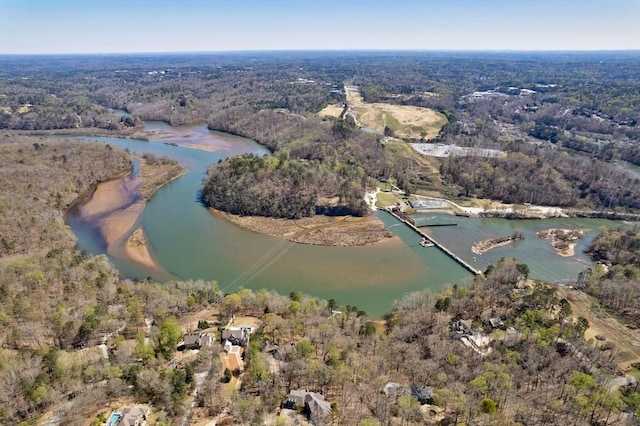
top-left (318, 103), bottom-right (344, 119)
top-left (345, 86), bottom-right (447, 140)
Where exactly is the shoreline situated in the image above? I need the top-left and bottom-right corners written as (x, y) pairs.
top-left (70, 155), bottom-right (185, 273)
top-left (125, 228), bottom-right (156, 269)
top-left (210, 209), bottom-right (394, 247)
top-left (471, 233), bottom-right (524, 255)
top-left (537, 228), bottom-right (586, 257)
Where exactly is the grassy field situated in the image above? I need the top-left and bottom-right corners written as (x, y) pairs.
top-left (345, 86), bottom-right (447, 140)
top-left (375, 191), bottom-right (397, 208)
top-left (318, 103), bottom-right (344, 119)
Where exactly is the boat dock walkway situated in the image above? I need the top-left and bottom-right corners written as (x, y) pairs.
top-left (385, 208), bottom-right (481, 276)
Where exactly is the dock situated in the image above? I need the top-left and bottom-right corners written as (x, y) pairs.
top-left (416, 223), bottom-right (458, 227)
top-left (384, 208), bottom-right (481, 276)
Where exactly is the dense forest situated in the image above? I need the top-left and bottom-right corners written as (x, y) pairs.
top-left (202, 110), bottom-right (405, 217)
top-left (440, 146), bottom-right (640, 210)
top-left (0, 137), bottom-right (130, 256)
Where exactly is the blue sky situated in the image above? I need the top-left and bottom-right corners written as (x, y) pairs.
top-left (1, 0), bottom-right (638, 54)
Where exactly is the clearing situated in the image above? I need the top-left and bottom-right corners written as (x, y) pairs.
top-left (318, 103), bottom-right (344, 119)
top-left (344, 85), bottom-right (447, 140)
top-left (559, 286), bottom-right (640, 371)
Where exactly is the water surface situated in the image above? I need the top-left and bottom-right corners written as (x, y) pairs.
top-left (67, 123), bottom-right (628, 316)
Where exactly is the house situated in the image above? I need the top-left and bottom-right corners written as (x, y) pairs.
top-left (221, 327), bottom-right (249, 346)
top-left (262, 341), bottom-right (279, 354)
top-left (284, 390), bottom-right (332, 425)
top-left (306, 392), bottom-right (332, 424)
top-left (411, 386), bottom-right (434, 405)
top-left (274, 342), bottom-right (297, 361)
top-left (285, 389), bottom-right (308, 406)
top-left (488, 317), bottom-right (505, 329)
top-left (115, 406), bottom-right (149, 426)
top-left (382, 381), bottom-right (403, 397)
top-left (451, 319), bottom-right (473, 335)
top-left (183, 332), bottom-right (214, 350)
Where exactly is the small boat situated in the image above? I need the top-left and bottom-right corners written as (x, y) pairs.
top-left (420, 237), bottom-right (434, 247)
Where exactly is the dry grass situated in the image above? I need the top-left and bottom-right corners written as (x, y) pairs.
top-left (318, 104), bottom-right (344, 119)
top-left (345, 86), bottom-right (447, 140)
top-left (230, 315), bottom-right (262, 329)
top-left (211, 210), bottom-right (393, 246)
top-left (375, 192), bottom-right (397, 208)
top-left (177, 306), bottom-right (222, 331)
top-left (17, 103), bottom-right (32, 113)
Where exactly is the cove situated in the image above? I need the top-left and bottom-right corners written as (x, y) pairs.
top-left (67, 124), bottom-right (471, 317)
top-left (67, 122), bottom-right (625, 317)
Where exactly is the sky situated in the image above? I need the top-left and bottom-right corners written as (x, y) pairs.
top-left (1, 0), bottom-right (639, 54)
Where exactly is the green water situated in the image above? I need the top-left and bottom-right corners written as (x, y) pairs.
top-left (414, 214), bottom-right (620, 283)
top-left (67, 124), bottom-right (627, 317)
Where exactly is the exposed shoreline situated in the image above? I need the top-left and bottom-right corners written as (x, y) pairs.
top-left (125, 227), bottom-right (156, 269)
top-left (471, 232), bottom-right (524, 255)
top-left (537, 228), bottom-right (587, 257)
top-left (210, 209), bottom-right (394, 247)
top-left (71, 155), bottom-right (185, 273)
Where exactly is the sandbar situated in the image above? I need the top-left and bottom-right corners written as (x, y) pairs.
top-left (472, 233), bottom-right (524, 255)
top-left (125, 227), bottom-right (156, 269)
top-left (73, 156), bottom-right (184, 272)
top-left (211, 210), bottom-right (394, 246)
top-left (76, 172), bottom-right (143, 248)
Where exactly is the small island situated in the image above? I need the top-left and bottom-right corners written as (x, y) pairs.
top-left (537, 228), bottom-right (586, 257)
top-left (472, 232), bottom-right (524, 255)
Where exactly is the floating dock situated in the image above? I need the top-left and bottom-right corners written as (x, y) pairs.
top-left (385, 208), bottom-right (481, 276)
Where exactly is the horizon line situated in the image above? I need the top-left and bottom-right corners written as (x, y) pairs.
top-left (2, 48), bottom-right (640, 56)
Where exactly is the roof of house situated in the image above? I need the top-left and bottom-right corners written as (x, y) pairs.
top-left (305, 392), bottom-right (332, 419)
top-left (383, 381), bottom-right (402, 396)
top-left (117, 406), bottom-right (149, 426)
top-left (222, 328), bottom-right (247, 342)
top-left (286, 389), bottom-right (308, 406)
top-left (184, 333), bottom-right (201, 346)
top-left (184, 332), bottom-right (213, 348)
top-left (286, 390), bottom-right (331, 419)
top-left (411, 386), bottom-right (434, 404)
top-left (262, 341), bottom-right (279, 353)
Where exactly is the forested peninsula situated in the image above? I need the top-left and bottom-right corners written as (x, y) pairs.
top-left (201, 111), bottom-right (399, 220)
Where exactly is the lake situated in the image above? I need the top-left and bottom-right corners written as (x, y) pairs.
top-left (67, 122), bottom-right (624, 316)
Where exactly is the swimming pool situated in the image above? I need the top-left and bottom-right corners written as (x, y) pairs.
top-left (107, 412), bottom-right (121, 426)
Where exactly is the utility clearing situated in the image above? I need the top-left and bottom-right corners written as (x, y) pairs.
top-left (340, 85), bottom-right (448, 140)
